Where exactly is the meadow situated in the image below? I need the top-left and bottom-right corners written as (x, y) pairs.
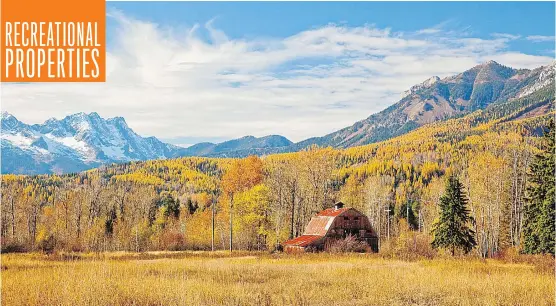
top-left (2, 251), bottom-right (554, 306)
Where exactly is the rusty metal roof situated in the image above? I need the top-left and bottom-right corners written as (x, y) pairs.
top-left (304, 216), bottom-right (335, 236)
top-left (316, 207), bottom-right (351, 217)
top-left (283, 235), bottom-right (324, 247)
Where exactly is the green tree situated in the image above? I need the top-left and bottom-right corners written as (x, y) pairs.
top-left (186, 198), bottom-right (199, 215)
top-left (522, 118), bottom-right (555, 255)
top-left (161, 194), bottom-right (180, 219)
top-left (105, 206), bottom-right (117, 236)
top-left (431, 175), bottom-right (476, 255)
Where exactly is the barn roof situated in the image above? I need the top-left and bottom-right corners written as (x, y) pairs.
top-left (283, 235), bottom-right (323, 247)
top-left (316, 207), bottom-right (351, 217)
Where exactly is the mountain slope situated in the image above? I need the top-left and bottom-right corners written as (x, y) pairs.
top-left (180, 135), bottom-right (293, 158)
top-left (292, 61), bottom-right (555, 149)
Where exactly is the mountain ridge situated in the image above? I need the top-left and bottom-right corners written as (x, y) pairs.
top-left (0, 112), bottom-right (294, 174)
top-left (2, 60), bottom-right (554, 174)
top-left (287, 60), bottom-right (555, 150)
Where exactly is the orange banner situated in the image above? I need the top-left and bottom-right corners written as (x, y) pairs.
top-left (1, 0), bottom-right (106, 82)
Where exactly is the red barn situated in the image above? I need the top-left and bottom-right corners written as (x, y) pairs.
top-left (283, 202), bottom-right (378, 253)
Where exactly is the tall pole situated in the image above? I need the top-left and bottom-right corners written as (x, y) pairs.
top-left (418, 209), bottom-right (422, 232)
top-left (377, 201), bottom-right (381, 250)
top-left (211, 194), bottom-right (215, 252)
top-left (385, 207), bottom-right (391, 241)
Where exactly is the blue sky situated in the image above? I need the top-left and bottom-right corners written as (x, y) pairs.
top-left (4, 2), bottom-right (555, 146)
top-left (107, 2), bottom-right (555, 56)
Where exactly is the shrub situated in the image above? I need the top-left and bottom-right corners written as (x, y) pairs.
top-left (326, 235), bottom-right (371, 253)
top-left (1, 241), bottom-right (28, 253)
top-left (499, 248), bottom-right (555, 274)
top-left (382, 231), bottom-right (436, 260)
top-left (37, 235), bottom-right (56, 254)
top-left (160, 230), bottom-right (185, 251)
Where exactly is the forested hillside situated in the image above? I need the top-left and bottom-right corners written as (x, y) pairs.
top-left (1, 85), bottom-right (554, 256)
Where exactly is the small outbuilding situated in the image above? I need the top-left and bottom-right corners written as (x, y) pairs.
top-left (283, 202), bottom-right (378, 253)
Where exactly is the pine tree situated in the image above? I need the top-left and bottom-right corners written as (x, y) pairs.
top-left (186, 198), bottom-right (199, 215)
top-left (522, 118), bottom-right (555, 255)
top-left (431, 175), bottom-right (476, 255)
top-left (162, 194), bottom-right (180, 219)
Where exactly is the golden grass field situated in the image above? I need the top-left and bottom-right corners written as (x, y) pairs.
top-left (1, 251), bottom-right (554, 306)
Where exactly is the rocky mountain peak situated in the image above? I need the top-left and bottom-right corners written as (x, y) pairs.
top-left (1, 112), bottom-right (24, 132)
top-left (401, 76), bottom-right (440, 98)
top-left (483, 60), bottom-right (500, 66)
top-left (517, 61), bottom-right (555, 99)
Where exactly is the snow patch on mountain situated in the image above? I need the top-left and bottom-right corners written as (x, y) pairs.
top-left (2, 133), bottom-right (34, 147)
top-left (517, 62), bottom-right (555, 99)
top-left (401, 76), bottom-right (440, 99)
top-left (101, 146), bottom-right (126, 160)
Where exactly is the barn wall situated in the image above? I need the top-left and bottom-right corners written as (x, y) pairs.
top-left (328, 210), bottom-right (375, 238)
top-left (284, 245), bottom-right (306, 253)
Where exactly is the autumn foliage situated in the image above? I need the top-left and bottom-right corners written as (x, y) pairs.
top-left (0, 105), bottom-right (553, 257)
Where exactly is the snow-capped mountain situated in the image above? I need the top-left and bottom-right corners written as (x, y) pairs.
top-left (517, 61), bottom-right (556, 99)
top-left (1, 112), bottom-right (181, 174)
top-left (1, 112), bottom-right (295, 174)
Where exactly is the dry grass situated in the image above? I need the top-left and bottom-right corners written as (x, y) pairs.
top-left (1, 251), bottom-right (554, 306)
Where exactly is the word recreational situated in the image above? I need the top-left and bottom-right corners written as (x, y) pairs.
top-left (4, 21), bottom-right (101, 79)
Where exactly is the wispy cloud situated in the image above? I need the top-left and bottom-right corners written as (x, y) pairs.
top-left (2, 11), bottom-right (553, 143)
top-left (416, 28), bottom-right (441, 35)
top-left (491, 33), bottom-right (521, 40)
top-left (526, 35), bottom-right (555, 43)
top-left (415, 20), bottom-right (454, 36)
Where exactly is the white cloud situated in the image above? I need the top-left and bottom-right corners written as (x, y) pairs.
top-left (491, 33), bottom-right (521, 40)
top-left (526, 35), bottom-right (555, 43)
top-left (489, 52), bottom-right (555, 69)
top-left (417, 28), bottom-right (441, 35)
top-left (1, 12), bottom-right (554, 143)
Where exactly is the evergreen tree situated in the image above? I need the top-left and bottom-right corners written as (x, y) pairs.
top-left (105, 206), bottom-right (117, 236)
top-left (523, 118), bottom-right (555, 255)
top-left (186, 198), bottom-right (199, 215)
top-left (162, 194), bottom-right (180, 219)
top-left (431, 175), bottom-right (476, 255)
